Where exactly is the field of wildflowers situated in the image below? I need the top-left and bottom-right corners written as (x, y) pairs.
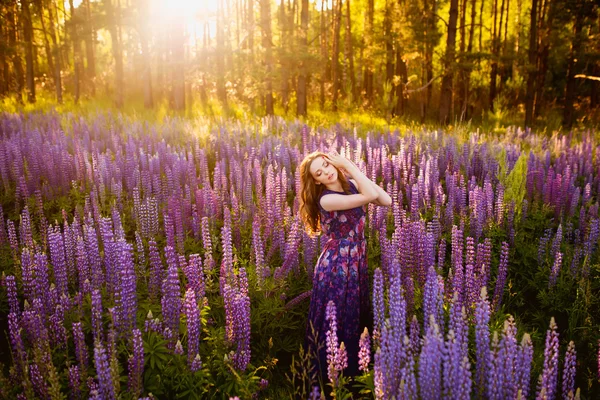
top-left (0, 111), bottom-right (599, 399)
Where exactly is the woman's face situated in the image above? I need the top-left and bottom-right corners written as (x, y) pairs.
top-left (309, 155), bottom-right (338, 186)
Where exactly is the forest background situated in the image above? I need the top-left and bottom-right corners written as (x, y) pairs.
top-left (1, 0), bottom-right (599, 130)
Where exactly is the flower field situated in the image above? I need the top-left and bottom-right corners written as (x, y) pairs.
top-left (0, 111), bottom-right (599, 399)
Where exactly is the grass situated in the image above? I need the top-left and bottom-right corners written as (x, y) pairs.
top-left (2, 90), bottom-right (598, 140)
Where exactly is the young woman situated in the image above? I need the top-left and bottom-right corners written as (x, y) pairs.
top-left (298, 149), bottom-right (391, 384)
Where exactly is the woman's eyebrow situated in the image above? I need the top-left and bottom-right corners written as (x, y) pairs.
top-left (314, 159), bottom-right (327, 174)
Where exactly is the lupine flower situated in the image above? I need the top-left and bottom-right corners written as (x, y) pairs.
top-left (418, 315), bottom-right (443, 400)
top-left (549, 252), bottom-right (563, 288)
top-left (161, 245), bottom-right (181, 343)
top-left (358, 327), bottom-right (371, 373)
top-left (562, 341), bottom-right (576, 400)
top-left (128, 329), bottom-right (144, 397)
top-left (4, 275), bottom-right (19, 315)
top-left (184, 288), bottom-right (201, 368)
top-left (93, 339), bottom-right (116, 400)
top-left (29, 363), bottom-right (49, 399)
top-left (373, 268), bottom-right (385, 344)
top-left (537, 317), bottom-right (560, 400)
top-left (68, 364), bottom-right (82, 400)
top-left (516, 333), bottom-right (533, 398)
top-left (492, 241), bottom-right (509, 311)
top-left (325, 300), bottom-right (342, 385)
top-left (474, 287), bottom-right (491, 395)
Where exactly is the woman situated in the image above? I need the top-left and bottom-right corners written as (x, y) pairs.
top-left (299, 149), bottom-right (391, 385)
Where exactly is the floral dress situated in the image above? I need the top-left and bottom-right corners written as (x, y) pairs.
top-left (306, 180), bottom-right (372, 380)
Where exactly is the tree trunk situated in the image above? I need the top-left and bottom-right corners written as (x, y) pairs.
top-left (105, 0), bottom-right (123, 108)
top-left (563, 11), bottom-right (584, 128)
top-left (48, 0), bottom-right (63, 103)
top-left (279, 0), bottom-right (290, 112)
top-left (139, 3), bottom-right (153, 109)
top-left (524, 0), bottom-right (538, 127)
top-left (216, 0), bottom-right (228, 109)
top-left (319, 0), bottom-right (327, 110)
top-left (489, 0), bottom-right (499, 112)
top-left (8, 2), bottom-right (24, 102)
top-left (296, 0), bottom-right (309, 116)
top-left (0, 17), bottom-right (8, 96)
top-left (456, 0), bottom-right (467, 119)
top-left (171, 14), bottom-right (185, 111)
top-left (260, 0), bottom-right (274, 115)
top-left (439, 0), bottom-right (459, 124)
top-left (68, 0), bottom-right (81, 104)
top-left (22, 0), bottom-right (36, 103)
top-left (83, 0), bottom-right (95, 95)
top-left (363, 0), bottom-right (374, 105)
top-left (534, 0), bottom-right (554, 117)
top-left (345, 0), bottom-right (356, 102)
top-left (331, 0), bottom-right (342, 111)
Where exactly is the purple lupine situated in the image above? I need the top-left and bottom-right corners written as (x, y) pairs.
top-left (537, 317), bottom-right (560, 400)
top-left (388, 273), bottom-right (407, 384)
top-left (325, 300), bottom-right (342, 385)
top-left (232, 268), bottom-right (251, 371)
top-left (8, 312), bottom-right (26, 377)
top-left (397, 335), bottom-right (417, 400)
top-left (252, 215), bottom-right (268, 283)
top-left (84, 224), bottom-right (103, 291)
top-left (128, 328), bottom-right (144, 397)
top-left (562, 341), bottom-right (576, 400)
top-left (549, 252), bottom-right (563, 288)
top-left (184, 288), bottom-right (201, 369)
top-left (48, 226), bottom-right (68, 295)
top-left (93, 339), bottom-right (116, 400)
top-left (4, 275), bottom-right (19, 315)
top-left (498, 316), bottom-right (518, 399)
top-left (474, 287), bottom-right (491, 395)
top-left (8, 220), bottom-right (18, 259)
top-left (185, 254), bottom-right (205, 303)
top-left (373, 268), bottom-right (385, 345)
top-left (148, 238), bottom-right (163, 301)
top-left (358, 327), bottom-right (371, 373)
top-left (444, 292), bottom-right (471, 400)
top-left (492, 241), bottom-right (509, 311)
top-left (75, 235), bottom-right (91, 294)
top-left (33, 251), bottom-right (50, 311)
top-left (418, 315), bottom-right (443, 400)
top-left (161, 245), bottom-right (182, 343)
top-left (135, 231), bottom-right (145, 266)
top-left (516, 333), bottom-right (533, 399)
top-left (201, 216), bottom-right (215, 273)
top-left (73, 322), bottom-right (89, 374)
top-left (115, 239), bottom-right (137, 337)
top-left (423, 265), bottom-right (441, 333)
top-left (409, 315), bottom-right (420, 357)
top-left (68, 364), bottom-right (82, 400)
top-left (29, 363), bottom-right (49, 399)
top-left (91, 289), bottom-right (103, 341)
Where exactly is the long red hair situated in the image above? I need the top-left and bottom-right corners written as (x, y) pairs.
top-left (299, 151), bottom-right (351, 235)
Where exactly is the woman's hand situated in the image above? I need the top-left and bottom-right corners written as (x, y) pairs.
top-left (325, 149), bottom-right (351, 170)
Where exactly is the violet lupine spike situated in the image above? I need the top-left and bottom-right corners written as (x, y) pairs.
top-left (29, 363), bottom-right (49, 399)
top-left (516, 333), bottom-right (533, 399)
top-left (20, 249), bottom-right (35, 303)
top-left (93, 339), bottom-right (116, 400)
top-left (68, 364), bottom-right (82, 400)
top-left (252, 215), bottom-right (268, 283)
top-left (186, 254), bottom-right (205, 303)
top-left (8, 312), bottom-right (27, 377)
top-left (397, 335), bottom-right (418, 400)
top-left (549, 252), bottom-right (563, 288)
top-left (409, 315), bottom-right (421, 357)
top-left (73, 322), bottom-right (89, 374)
top-left (4, 275), bottom-right (19, 315)
top-left (388, 273), bottom-right (407, 378)
top-left (184, 288), bottom-right (201, 369)
top-left (372, 268), bottom-right (385, 345)
top-left (148, 238), bottom-right (163, 301)
top-left (492, 241), bottom-right (510, 311)
top-left (537, 317), bottom-right (560, 400)
top-left (115, 239), bottom-right (137, 337)
top-left (474, 287), bottom-right (491, 396)
top-left (358, 327), bottom-right (371, 373)
top-left (48, 226), bottom-right (68, 296)
top-left (487, 331), bottom-right (501, 400)
top-left (498, 316), bottom-right (518, 400)
top-left (231, 271), bottom-right (251, 371)
top-left (325, 300), bottom-right (342, 386)
top-left (128, 328), bottom-right (144, 398)
top-left (419, 315), bottom-right (443, 400)
top-left (162, 245), bottom-right (182, 342)
top-left (562, 341), bottom-right (577, 400)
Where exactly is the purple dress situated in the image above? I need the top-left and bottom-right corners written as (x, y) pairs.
top-left (306, 180), bottom-right (372, 380)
